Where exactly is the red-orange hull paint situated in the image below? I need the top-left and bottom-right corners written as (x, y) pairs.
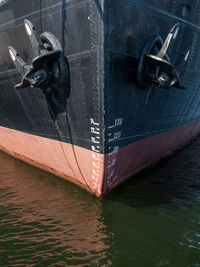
top-left (1, 117), bottom-right (200, 196)
top-left (0, 126), bottom-right (104, 196)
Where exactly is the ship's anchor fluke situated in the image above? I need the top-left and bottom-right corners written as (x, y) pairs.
top-left (8, 46), bottom-right (31, 77)
top-left (8, 19), bottom-right (69, 90)
top-left (137, 23), bottom-right (189, 90)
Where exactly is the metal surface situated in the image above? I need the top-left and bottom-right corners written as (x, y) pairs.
top-left (104, 0), bottom-right (200, 151)
top-left (0, 0), bottom-right (104, 152)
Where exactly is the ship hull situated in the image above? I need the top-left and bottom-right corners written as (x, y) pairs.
top-left (0, 126), bottom-right (105, 196)
top-left (1, 0), bottom-right (200, 196)
top-left (1, 116), bottom-right (200, 196)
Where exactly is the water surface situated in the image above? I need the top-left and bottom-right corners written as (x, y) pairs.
top-left (1, 139), bottom-right (200, 266)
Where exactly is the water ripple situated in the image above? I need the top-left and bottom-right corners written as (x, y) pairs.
top-left (1, 137), bottom-right (200, 265)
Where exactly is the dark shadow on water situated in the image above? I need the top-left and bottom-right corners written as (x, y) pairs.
top-left (1, 137), bottom-right (200, 266)
top-left (105, 137), bottom-right (200, 207)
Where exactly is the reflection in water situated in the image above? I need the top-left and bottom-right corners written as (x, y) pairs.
top-left (1, 137), bottom-right (200, 266)
top-left (103, 138), bottom-right (200, 266)
top-left (0, 152), bottom-right (112, 266)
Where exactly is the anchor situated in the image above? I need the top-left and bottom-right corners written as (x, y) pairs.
top-left (137, 23), bottom-right (190, 90)
top-left (8, 19), bottom-right (69, 90)
top-left (8, 19), bottom-right (70, 120)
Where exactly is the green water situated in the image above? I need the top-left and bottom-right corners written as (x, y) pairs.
top-left (0, 139), bottom-right (200, 266)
